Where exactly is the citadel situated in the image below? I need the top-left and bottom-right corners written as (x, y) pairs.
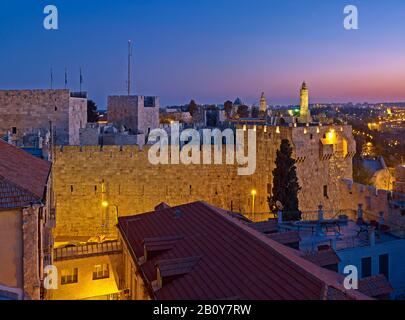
top-left (1, 82), bottom-right (405, 300)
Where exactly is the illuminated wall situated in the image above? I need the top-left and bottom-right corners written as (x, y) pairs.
top-left (52, 124), bottom-right (355, 238)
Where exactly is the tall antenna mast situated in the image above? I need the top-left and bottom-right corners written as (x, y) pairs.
top-left (127, 40), bottom-right (132, 95)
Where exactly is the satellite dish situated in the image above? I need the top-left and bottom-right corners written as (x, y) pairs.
top-left (276, 201), bottom-right (284, 210)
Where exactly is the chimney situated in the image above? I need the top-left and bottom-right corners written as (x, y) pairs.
top-left (330, 239), bottom-right (337, 251)
top-left (277, 210), bottom-right (283, 224)
top-left (369, 227), bottom-right (376, 246)
top-left (318, 204), bottom-right (324, 222)
top-left (378, 211), bottom-right (385, 226)
top-left (174, 208), bottom-right (182, 219)
top-left (357, 204), bottom-right (364, 223)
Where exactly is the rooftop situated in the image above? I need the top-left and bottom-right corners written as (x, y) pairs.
top-left (0, 140), bottom-right (51, 209)
top-left (118, 201), bottom-right (371, 300)
top-left (278, 218), bottom-right (400, 252)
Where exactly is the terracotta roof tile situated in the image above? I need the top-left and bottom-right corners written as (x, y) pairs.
top-left (359, 275), bottom-right (393, 297)
top-left (268, 231), bottom-right (300, 245)
top-left (0, 140), bottom-right (51, 209)
top-left (303, 249), bottom-right (341, 267)
top-left (118, 201), bottom-right (372, 300)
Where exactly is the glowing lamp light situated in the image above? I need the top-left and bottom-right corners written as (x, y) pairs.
top-left (251, 189), bottom-right (257, 196)
top-left (276, 126), bottom-right (280, 134)
top-left (316, 127), bottom-right (320, 134)
top-left (243, 125), bottom-right (247, 132)
top-left (102, 201), bottom-right (109, 208)
top-left (304, 128), bottom-right (308, 135)
top-left (264, 126), bottom-right (267, 133)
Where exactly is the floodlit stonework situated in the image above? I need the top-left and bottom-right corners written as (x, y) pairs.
top-left (107, 95), bottom-right (159, 137)
top-left (52, 124), bottom-right (356, 238)
top-left (0, 89), bottom-right (87, 145)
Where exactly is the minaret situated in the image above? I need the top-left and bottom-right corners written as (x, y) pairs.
top-left (259, 92), bottom-right (267, 113)
top-left (299, 81), bottom-right (311, 123)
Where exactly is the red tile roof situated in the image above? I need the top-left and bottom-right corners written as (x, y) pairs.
top-left (118, 201), bottom-right (372, 300)
top-left (302, 249), bottom-right (341, 267)
top-left (268, 231), bottom-right (300, 245)
top-left (0, 140), bottom-right (51, 209)
top-left (359, 275), bottom-right (393, 297)
top-left (247, 220), bottom-right (278, 234)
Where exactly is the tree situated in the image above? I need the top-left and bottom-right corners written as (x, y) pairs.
top-left (188, 99), bottom-right (198, 117)
top-left (268, 139), bottom-right (301, 221)
top-left (237, 105), bottom-right (249, 118)
top-left (87, 100), bottom-right (99, 123)
top-left (224, 100), bottom-right (233, 118)
top-left (353, 159), bottom-right (372, 185)
top-left (251, 106), bottom-right (260, 118)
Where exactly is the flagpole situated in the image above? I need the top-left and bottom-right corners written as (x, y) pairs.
top-left (50, 67), bottom-right (53, 89)
top-left (80, 68), bottom-right (83, 93)
top-left (64, 67), bottom-right (68, 89)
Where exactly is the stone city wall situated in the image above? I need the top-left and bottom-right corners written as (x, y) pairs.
top-left (52, 125), bottom-right (355, 238)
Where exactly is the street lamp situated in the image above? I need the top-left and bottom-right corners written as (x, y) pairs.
top-left (251, 189), bottom-right (257, 215)
top-left (101, 201), bottom-right (119, 225)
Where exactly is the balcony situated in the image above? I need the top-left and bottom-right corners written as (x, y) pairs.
top-left (54, 241), bottom-right (122, 261)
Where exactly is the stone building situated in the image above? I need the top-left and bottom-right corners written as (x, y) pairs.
top-left (50, 241), bottom-right (122, 300)
top-left (79, 123), bottom-right (145, 147)
top-left (260, 92), bottom-right (267, 113)
top-left (52, 122), bottom-right (356, 239)
top-left (394, 165), bottom-right (405, 194)
top-left (0, 140), bottom-right (53, 300)
top-left (299, 82), bottom-right (312, 124)
top-left (107, 95), bottom-right (159, 142)
top-left (0, 90), bottom-right (87, 145)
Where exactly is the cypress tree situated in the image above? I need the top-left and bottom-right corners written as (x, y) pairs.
top-left (268, 139), bottom-right (302, 221)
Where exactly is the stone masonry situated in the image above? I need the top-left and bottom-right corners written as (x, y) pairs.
top-left (52, 124), bottom-right (356, 238)
top-left (107, 95), bottom-right (159, 138)
top-left (0, 89), bottom-right (87, 145)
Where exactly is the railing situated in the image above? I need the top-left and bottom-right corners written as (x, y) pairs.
top-left (54, 241), bottom-right (122, 261)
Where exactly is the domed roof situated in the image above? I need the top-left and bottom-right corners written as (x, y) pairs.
top-left (234, 97), bottom-right (243, 106)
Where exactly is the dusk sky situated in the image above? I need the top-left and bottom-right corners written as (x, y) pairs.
top-left (1, 0), bottom-right (405, 107)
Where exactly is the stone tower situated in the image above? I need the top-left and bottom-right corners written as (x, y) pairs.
top-left (299, 82), bottom-right (312, 124)
top-left (259, 92), bottom-right (267, 113)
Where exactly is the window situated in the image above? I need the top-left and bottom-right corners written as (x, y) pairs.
top-left (379, 254), bottom-right (389, 280)
top-left (11, 127), bottom-right (17, 134)
top-left (61, 268), bottom-right (78, 285)
top-left (93, 264), bottom-right (109, 280)
top-left (323, 185), bottom-right (328, 198)
top-left (361, 257), bottom-right (372, 278)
